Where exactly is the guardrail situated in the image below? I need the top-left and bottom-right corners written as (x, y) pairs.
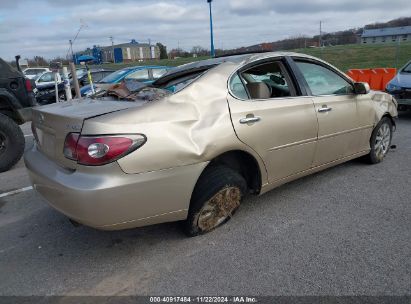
top-left (346, 68), bottom-right (397, 91)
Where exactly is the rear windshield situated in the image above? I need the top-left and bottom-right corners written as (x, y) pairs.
top-left (25, 69), bottom-right (45, 75)
top-left (160, 71), bottom-right (205, 93)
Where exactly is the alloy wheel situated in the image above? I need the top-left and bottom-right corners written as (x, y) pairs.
top-left (374, 122), bottom-right (391, 159)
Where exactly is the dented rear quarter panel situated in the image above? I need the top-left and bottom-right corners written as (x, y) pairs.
top-left (81, 63), bottom-right (269, 183)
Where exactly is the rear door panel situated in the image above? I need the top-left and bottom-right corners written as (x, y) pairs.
top-left (228, 95), bottom-right (318, 182)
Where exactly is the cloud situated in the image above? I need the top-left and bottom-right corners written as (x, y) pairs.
top-left (0, 0), bottom-right (410, 60)
top-left (228, 0), bottom-right (411, 15)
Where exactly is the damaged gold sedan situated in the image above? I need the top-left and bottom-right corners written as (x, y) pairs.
top-left (24, 52), bottom-right (398, 236)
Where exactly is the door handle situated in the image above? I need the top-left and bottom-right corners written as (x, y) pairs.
top-left (239, 116), bottom-right (261, 124)
top-left (318, 106), bottom-right (332, 113)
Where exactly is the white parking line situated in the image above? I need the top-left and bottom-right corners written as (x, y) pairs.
top-left (0, 186), bottom-right (33, 198)
top-left (24, 134), bottom-right (33, 137)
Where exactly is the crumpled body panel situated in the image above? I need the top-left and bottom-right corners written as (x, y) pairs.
top-left (82, 63), bottom-right (268, 182)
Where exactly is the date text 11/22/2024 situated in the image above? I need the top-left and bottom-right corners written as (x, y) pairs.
top-left (149, 296), bottom-right (257, 303)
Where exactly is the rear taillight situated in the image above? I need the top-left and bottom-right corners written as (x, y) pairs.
top-left (63, 133), bottom-right (80, 160)
top-left (25, 79), bottom-right (32, 92)
top-left (63, 133), bottom-right (146, 166)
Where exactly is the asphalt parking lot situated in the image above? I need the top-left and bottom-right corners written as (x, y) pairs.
top-left (0, 113), bottom-right (410, 296)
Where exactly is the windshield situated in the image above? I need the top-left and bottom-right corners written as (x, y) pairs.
top-left (24, 69), bottom-right (44, 75)
top-left (402, 62), bottom-right (411, 73)
top-left (99, 69), bottom-right (131, 83)
top-left (76, 69), bottom-right (87, 78)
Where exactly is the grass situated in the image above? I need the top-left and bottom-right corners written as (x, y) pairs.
top-left (294, 42), bottom-right (411, 72)
top-left (90, 42), bottom-right (411, 72)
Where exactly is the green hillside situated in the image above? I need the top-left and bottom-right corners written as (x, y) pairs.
top-left (94, 42), bottom-right (411, 72)
top-left (295, 42), bottom-right (411, 72)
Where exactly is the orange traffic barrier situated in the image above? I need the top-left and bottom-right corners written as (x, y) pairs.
top-left (357, 69), bottom-right (372, 84)
top-left (346, 69), bottom-right (361, 82)
top-left (346, 68), bottom-right (397, 91)
top-left (373, 68), bottom-right (397, 90)
top-left (369, 69), bottom-right (383, 90)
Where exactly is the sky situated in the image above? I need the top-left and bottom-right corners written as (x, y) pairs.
top-left (1, 0), bottom-right (410, 61)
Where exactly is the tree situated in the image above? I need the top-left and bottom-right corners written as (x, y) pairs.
top-left (156, 43), bottom-right (168, 59)
top-left (28, 56), bottom-right (48, 67)
top-left (190, 46), bottom-right (208, 56)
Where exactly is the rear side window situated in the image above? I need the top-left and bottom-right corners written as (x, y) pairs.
top-left (229, 74), bottom-right (249, 100)
top-left (295, 61), bottom-right (353, 95)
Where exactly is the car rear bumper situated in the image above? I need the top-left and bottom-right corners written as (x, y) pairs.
top-left (16, 107), bottom-right (33, 122)
top-left (24, 144), bottom-right (207, 230)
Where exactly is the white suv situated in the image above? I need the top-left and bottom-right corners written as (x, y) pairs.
top-left (23, 67), bottom-right (51, 79)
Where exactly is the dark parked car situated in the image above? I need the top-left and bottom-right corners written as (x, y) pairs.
top-left (34, 82), bottom-right (65, 105)
top-left (386, 60), bottom-right (411, 111)
top-left (34, 69), bottom-right (115, 103)
top-left (0, 57), bottom-right (36, 172)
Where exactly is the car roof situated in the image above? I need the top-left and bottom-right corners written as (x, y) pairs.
top-left (24, 67), bottom-right (49, 70)
top-left (121, 65), bottom-right (170, 71)
top-left (154, 52), bottom-right (313, 85)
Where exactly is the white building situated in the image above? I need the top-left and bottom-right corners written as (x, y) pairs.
top-left (361, 26), bottom-right (411, 44)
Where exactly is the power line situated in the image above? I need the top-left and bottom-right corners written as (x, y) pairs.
top-left (65, 20), bottom-right (88, 60)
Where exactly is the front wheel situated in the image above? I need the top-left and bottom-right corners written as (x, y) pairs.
top-left (184, 166), bottom-right (247, 236)
top-left (366, 117), bottom-right (393, 164)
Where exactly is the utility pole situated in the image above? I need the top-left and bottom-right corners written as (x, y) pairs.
top-left (148, 38), bottom-right (152, 60)
top-left (69, 39), bottom-right (74, 61)
top-left (395, 35), bottom-right (401, 69)
top-left (319, 21), bottom-right (322, 47)
top-left (110, 36), bottom-right (115, 63)
top-left (207, 0), bottom-right (215, 58)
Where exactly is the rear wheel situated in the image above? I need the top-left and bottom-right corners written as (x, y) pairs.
top-left (184, 166), bottom-right (247, 236)
top-left (366, 117), bottom-right (393, 164)
top-left (0, 114), bottom-right (25, 172)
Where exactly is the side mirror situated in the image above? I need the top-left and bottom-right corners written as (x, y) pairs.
top-left (353, 82), bottom-right (370, 94)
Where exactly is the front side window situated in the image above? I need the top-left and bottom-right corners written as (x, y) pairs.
top-left (295, 61), bottom-right (353, 95)
top-left (230, 61), bottom-right (294, 100)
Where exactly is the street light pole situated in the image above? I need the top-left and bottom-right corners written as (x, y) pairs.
top-left (110, 36), bottom-right (115, 63)
top-left (207, 0), bottom-right (215, 58)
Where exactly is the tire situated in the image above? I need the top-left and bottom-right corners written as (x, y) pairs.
top-left (184, 166), bottom-right (247, 236)
top-left (0, 113), bottom-right (25, 172)
top-left (58, 91), bottom-right (66, 102)
top-left (366, 117), bottom-right (393, 164)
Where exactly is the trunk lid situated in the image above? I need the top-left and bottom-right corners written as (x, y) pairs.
top-left (32, 98), bottom-right (140, 169)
